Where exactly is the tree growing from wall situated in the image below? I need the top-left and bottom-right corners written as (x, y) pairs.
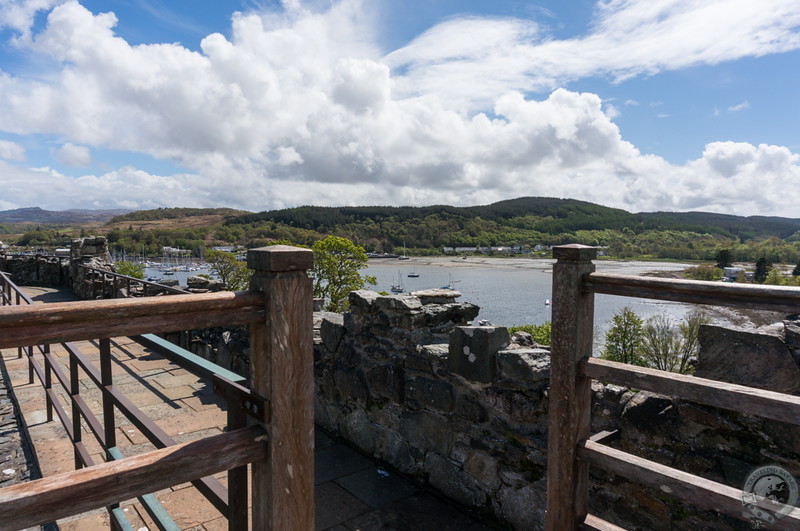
top-left (312, 236), bottom-right (376, 312)
top-left (207, 250), bottom-right (252, 291)
top-left (602, 307), bottom-right (645, 366)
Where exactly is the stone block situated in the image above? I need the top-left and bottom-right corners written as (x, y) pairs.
top-left (399, 410), bottom-right (451, 455)
top-left (497, 480), bottom-right (547, 531)
top-left (496, 348), bottom-right (550, 387)
top-left (405, 376), bottom-right (455, 412)
top-left (374, 294), bottom-right (423, 311)
top-left (348, 290), bottom-right (380, 312)
top-left (406, 344), bottom-right (448, 372)
top-left (621, 391), bottom-right (676, 430)
top-left (464, 450), bottom-right (499, 489)
top-left (447, 326), bottom-right (510, 383)
top-left (696, 323), bottom-right (800, 394)
top-left (320, 313), bottom-right (345, 353)
top-left (424, 453), bottom-right (486, 508)
top-left (410, 289), bottom-right (461, 305)
top-left (454, 395), bottom-right (488, 423)
top-left (423, 303), bottom-right (480, 333)
top-left (341, 409), bottom-right (382, 455)
top-left (366, 365), bottom-right (404, 402)
top-left (334, 368), bottom-right (368, 402)
top-left (383, 432), bottom-right (418, 474)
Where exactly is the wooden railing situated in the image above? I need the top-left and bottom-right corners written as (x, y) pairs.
top-left (0, 245), bottom-right (314, 530)
top-left (78, 264), bottom-right (189, 298)
top-left (545, 244), bottom-right (800, 530)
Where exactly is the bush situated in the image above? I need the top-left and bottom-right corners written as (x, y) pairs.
top-left (508, 322), bottom-right (551, 345)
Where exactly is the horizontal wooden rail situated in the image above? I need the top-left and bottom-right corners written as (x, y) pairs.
top-left (580, 514), bottom-right (625, 531)
top-left (578, 440), bottom-right (800, 527)
top-left (78, 264), bottom-right (189, 295)
top-left (583, 357), bottom-right (800, 426)
top-left (0, 290), bottom-right (265, 348)
top-left (0, 271), bottom-right (34, 305)
top-left (0, 425), bottom-right (267, 530)
top-left (584, 272), bottom-right (800, 313)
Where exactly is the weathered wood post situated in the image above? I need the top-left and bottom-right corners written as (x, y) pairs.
top-left (545, 244), bottom-right (596, 529)
top-left (247, 245), bottom-right (314, 530)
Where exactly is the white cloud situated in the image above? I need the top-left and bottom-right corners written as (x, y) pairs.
top-left (53, 142), bottom-right (91, 166)
top-left (728, 101), bottom-right (750, 112)
top-left (0, 139), bottom-right (25, 161)
top-left (0, 0), bottom-right (798, 217)
top-left (386, 0), bottom-right (800, 109)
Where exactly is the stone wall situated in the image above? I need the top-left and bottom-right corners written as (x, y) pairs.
top-left (315, 290), bottom-right (800, 530)
top-left (69, 237), bottom-right (114, 299)
top-left (0, 254), bottom-right (70, 286)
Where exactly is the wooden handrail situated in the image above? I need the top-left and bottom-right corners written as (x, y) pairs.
top-left (78, 264), bottom-right (189, 295)
top-left (583, 357), bottom-right (800, 425)
top-left (0, 425), bottom-right (267, 530)
top-left (1, 245), bottom-right (315, 530)
top-left (578, 440), bottom-right (800, 526)
top-left (0, 290), bottom-right (265, 348)
top-left (585, 272), bottom-right (800, 313)
top-left (546, 245), bottom-right (800, 530)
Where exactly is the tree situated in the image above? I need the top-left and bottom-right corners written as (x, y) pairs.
top-left (676, 308), bottom-right (709, 374)
top-left (639, 314), bottom-right (682, 372)
top-left (754, 257), bottom-right (772, 283)
top-left (715, 249), bottom-right (733, 269)
top-left (114, 261), bottom-right (145, 279)
top-left (206, 250), bottom-right (252, 291)
top-left (638, 310), bottom-right (709, 374)
top-left (764, 269), bottom-right (785, 285)
top-left (793, 263), bottom-right (800, 276)
top-left (602, 307), bottom-right (645, 366)
top-left (312, 236), bottom-right (375, 312)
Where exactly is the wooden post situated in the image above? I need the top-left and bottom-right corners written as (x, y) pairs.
top-left (545, 244), bottom-right (597, 530)
top-left (247, 245), bottom-right (314, 530)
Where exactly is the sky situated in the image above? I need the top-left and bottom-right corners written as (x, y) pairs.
top-left (0, 0), bottom-right (798, 217)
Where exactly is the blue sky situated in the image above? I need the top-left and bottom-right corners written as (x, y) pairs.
top-left (0, 0), bottom-right (798, 216)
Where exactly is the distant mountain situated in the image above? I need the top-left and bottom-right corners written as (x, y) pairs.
top-left (227, 196), bottom-right (800, 240)
top-left (0, 207), bottom-right (131, 224)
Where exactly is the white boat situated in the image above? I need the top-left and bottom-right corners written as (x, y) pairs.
top-left (391, 270), bottom-right (405, 293)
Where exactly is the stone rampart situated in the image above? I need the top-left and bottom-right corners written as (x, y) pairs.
top-left (0, 254), bottom-right (70, 286)
top-left (315, 290), bottom-right (800, 530)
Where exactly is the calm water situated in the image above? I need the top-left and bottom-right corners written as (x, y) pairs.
top-left (146, 257), bottom-right (698, 348)
top-left (366, 257), bottom-right (696, 345)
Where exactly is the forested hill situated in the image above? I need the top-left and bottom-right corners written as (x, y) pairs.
top-left (227, 197), bottom-right (800, 241)
top-left (109, 207), bottom-right (247, 223)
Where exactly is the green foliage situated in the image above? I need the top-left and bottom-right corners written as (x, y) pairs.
top-left (754, 257), bottom-right (772, 283)
top-left (114, 261), bottom-right (145, 279)
top-left (715, 249), bottom-right (733, 269)
top-left (683, 264), bottom-right (723, 281)
top-left (602, 307), bottom-right (646, 366)
top-left (676, 309), bottom-right (709, 374)
top-left (109, 207), bottom-right (245, 223)
top-left (764, 269), bottom-right (786, 285)
top-left (312, 236), bottom-right (375, 312)
top-left (607, 308), bottom-right (708, 374)
top-left (640, 314), bottom-right (682, 372)
top-left (508, 322), bottom-right (552, 345)
top-left (206, 250), bottom-right (252, 291)
top-left (15, 229), bottom-right (70, 247)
